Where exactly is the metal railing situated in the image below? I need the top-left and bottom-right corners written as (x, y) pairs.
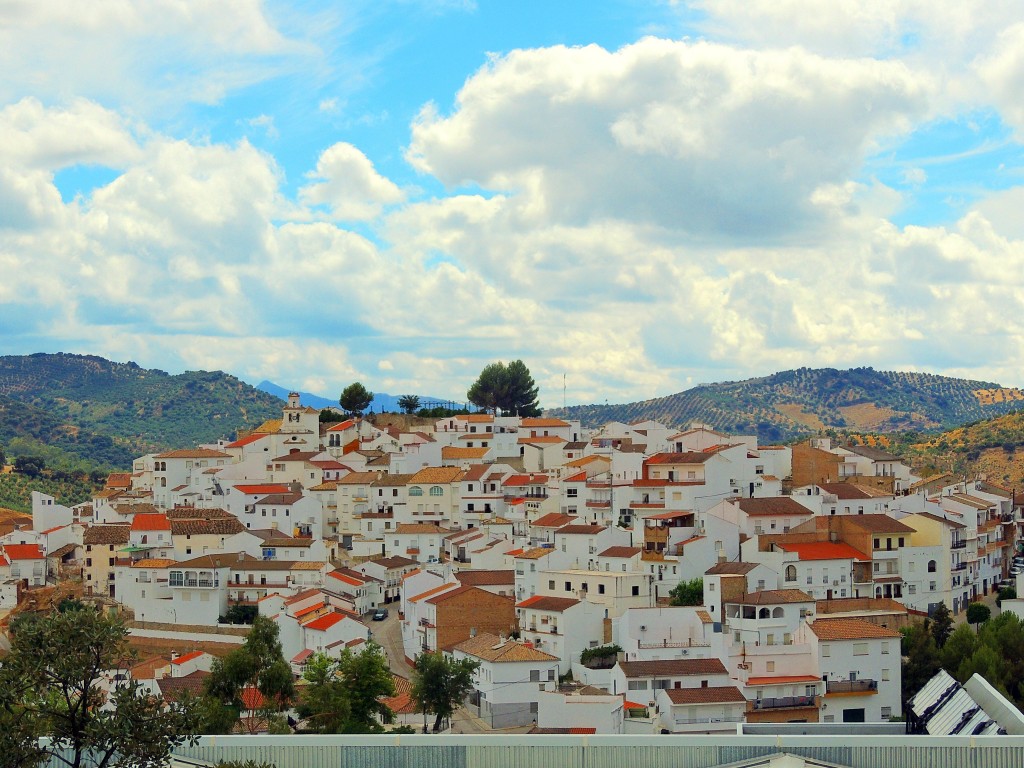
top-left (826, 679), bottom-right (877, 694)
top-left (752, 695), bottom-right (816, 710)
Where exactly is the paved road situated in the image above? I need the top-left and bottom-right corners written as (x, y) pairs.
top-left (371, 610), bottom-right (413, 677)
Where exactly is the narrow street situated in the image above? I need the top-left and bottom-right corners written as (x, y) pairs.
top-left (371, 610), bottom-right (413, 677)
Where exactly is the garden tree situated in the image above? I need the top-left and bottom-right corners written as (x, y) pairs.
top-left (941, 624), bottom-right (978, 672)
top-left (299, 653), bottom-right (352, 733)
top-left (930, 602), bottom-right (953, 648)
top-left (900, 623), bottom-right (940, 705)
top-left (0, 606), bottom-right (199, 768)
top-left (398, 394), bottom-right (421, 414)
top-left (997, 586), bottom-right (1017, 606)
top-left (668, 577), bottom-right (704, 607)
top-left (339, 382), bottom-right (374, 417)
top-left (466, 359), bottom-right (540, 416)
top-left (202, 616), bottom-right (295, 734)
top-left (966, 602), bottom-right (991, 631)
top-left (411, 651), bottom-right (480, 732)
top-left (956, 645), bottom-right (1009, 695)
top-left (299, 644), bottom-right (395, 733)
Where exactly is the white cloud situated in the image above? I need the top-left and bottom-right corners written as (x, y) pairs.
top-left (300, 142), bottom-right (404, 220)
top-left (408, 39), bottom-right (932, 241)
top-left (0, 0), bottom-right (317, 111)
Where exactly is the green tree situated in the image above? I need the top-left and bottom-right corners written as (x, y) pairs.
top-left (997, 586), bottom-right (1017, 606)
top-left (466, 360), bottom-right (540, 416)
top-left (411, 651), bottom-right (480, 732)
top-left (930, 602), bottom-right (953, 648)
top-left (966, 602), bottom-right (991, 632)
top-left (668, 577), bottom-right (704, 606)
top-left (202, 616), bottom-right (295, 734)
top-left (0, 606), bottom-right (198, 768)
top-left (299, 644), bottom-right (395, 733)
top-left (900, 623), bottom-right (940, 705)
top-left (398, 395), bottom-right (421, 414)
top-left (14, 454), bottom-right (45, 477)
top-left (941, 624), bottom-right (978, 671)
top-left (342, 642), bottom-right (396, 730)
top-left (339, 382), bottom-right (374, 417)
top-left (299, 653), bottom-right (352, 733)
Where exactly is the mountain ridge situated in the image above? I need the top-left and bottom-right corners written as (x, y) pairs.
top-left (547, 366), bottom-right (1024, 441)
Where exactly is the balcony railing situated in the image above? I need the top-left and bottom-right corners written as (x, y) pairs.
top-left (951, 540), bottom-right (967, 549)
top-left (826, 679), bottom-right (877, 694)
top-left (638, 639), bottom-right (712, 649)
top-left (673, 716), bottom-right (744, 726)
top-left (752, 695), bottom-right (817, 710)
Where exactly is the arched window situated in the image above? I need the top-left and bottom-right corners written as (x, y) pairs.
top-left (409, 486), bottom-right (423, 496)
top-left (429, 486), bottom-right (443, 496)
top-left (785, 565), bottom-right (797, 582)
top-left (758, 607), bottom-right (770, 619)
top-left (772, 607), bottom-right (784, 618)
top-left (927, 560), bottom-right (937, 573)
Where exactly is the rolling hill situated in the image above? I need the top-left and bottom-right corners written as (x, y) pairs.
top-left (548, 367), bottom-right (1024, 442)
top-left (0, 353), bottom-right (284, 469)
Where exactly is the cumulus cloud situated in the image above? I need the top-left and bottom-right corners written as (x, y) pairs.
top-left (0, 0), bottom-right (316, 111)
top-left (300, 142), bottom-right (404, 220)
top-left (408, 39), bottom-right (931, 241)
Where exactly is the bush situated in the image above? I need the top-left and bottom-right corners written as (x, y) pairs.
top-left (580, 644), bottom-right (622, 668)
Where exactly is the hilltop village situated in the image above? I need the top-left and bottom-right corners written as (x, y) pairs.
top-left (5, 392), bottom-right (1020, 733)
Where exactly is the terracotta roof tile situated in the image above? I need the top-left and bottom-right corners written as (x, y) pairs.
top-left (809, 617), bottom-right (901, 640)
top-left (453, 632), bottom-right (559, 662)
top-left (663, 685), bottom-right (746, 705)
top-left (619, 658), bottom-right (727, 678)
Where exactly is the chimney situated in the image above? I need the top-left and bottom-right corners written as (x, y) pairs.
top-left (170, 651), bottom-right (179, 661)
top-left (469, 627), bottom-right (477, 638)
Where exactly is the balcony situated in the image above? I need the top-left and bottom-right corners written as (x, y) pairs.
top-left (826, 679), bottom-right (877, 694)
top-left (752, 695), bottom-right (817, 710)
top-left (953, 562), bottom-right (967, 571)
top-left (951, 540), bottom-right (967, 549)
top-left (638, 639), bottom-right (712, 649)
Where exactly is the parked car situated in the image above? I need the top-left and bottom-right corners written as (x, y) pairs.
top-left (372, 608), bottom-right (389, 621)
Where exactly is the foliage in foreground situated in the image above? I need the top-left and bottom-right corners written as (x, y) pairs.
top-left (0, 607), bottom-right (198, 768)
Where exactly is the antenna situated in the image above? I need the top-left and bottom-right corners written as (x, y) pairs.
top-left (563, 373), bottom-right (566, 409)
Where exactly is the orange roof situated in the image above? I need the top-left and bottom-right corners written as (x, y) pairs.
top-left (234, 484), bottom-right (291, 495)
top-left (130, 513), bottom-right (171, 531)
top-left (326, 419), bottom-right (356, 431)
top-left (809, 617), bottom-right (901, 640)
top-left (304, 612), bottom-right (346, 631)
top-left (295, 601), bottom-right (326, 618)
top-left (225, 433), bottom-right (269, 449)
top-left (171, 650), bottom-right (205, 666)
top-left (778, 542), bottom-right (869, 562)
top-left (441, 446), bottom-right (490, 459)
top-left (155, 449), bottom-right (231, 459)
top-left (327, 571), bottom-right (363, 587)
top-left (533, 512), bottom-right (576, 527)
top-left (746, 675), bottom-right (821, 685)
top-left (409, 583), bottom-right (458, 603)
top-left (3, 544), bottom-right (44, 560)
top-left (521, 418), bottom-right (570, 427)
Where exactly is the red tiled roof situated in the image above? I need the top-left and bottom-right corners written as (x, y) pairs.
top-left (304, 612), bottom-right (346, 631)
top-left (234, 484), bottom-right (291, 495)
top-left (171, 650), bottom-right (204, 665)
top-left (3, 543), bottom-right (44, 560)
top-left (777, 542), bottom-right (869, 562)
top-left (599, 546), bottom-right (642, 558)
top-left (225, 433), bottom-right (269, 449)
top-left (516, 595), bottom-right (580, 612)
top-left (532, 513), bottom-right (577, 528)
top-left (130, 513), bottom-right (171, 531)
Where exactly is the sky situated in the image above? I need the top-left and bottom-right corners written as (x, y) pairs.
top-left (3, 1), bottom-right (1024, 409)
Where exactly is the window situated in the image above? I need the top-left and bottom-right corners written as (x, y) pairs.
top-left (853, 642), bottom-right (868, 656)
top-left (530, 670), bottom-right (540, 682)
top-left (882, 641), bottom-right (890, 655)
top-left (766, 661), bottom-right (775, 672)
top-left (409, 486), bottom-right (423, 496)
top-left (881, 706), bottom-right (892, 719)
top-left (632, 585), bottom-right (640, 596)
top-left (598, 584), bottom-right (605, 594)
top-left (927, 560), bottom-right (937, 573)
top-left (929, 581), bottom-right (936, 591)
top-left (429, 486), bottom-right (443, 496)
top-left (822, 644), bottom-right (830, 657)
top-left (549, 580), bottom-right (555, 590)
top-left (627, 680), bottom-right (648, 690)
top-left (708, 581), bottom-right (715, 592)
top-left (882, 668), bottom-right (890, 681)
top-left (565, 582), bottom-right (572, 591)
top-left (169, 571), bottom-right (184, 587)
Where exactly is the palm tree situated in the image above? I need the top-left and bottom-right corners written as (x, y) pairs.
top-left (398, 394), bottom-right (421, 414)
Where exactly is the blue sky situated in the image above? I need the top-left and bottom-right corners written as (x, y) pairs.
top-left (3, 0), bottom-right (1024, 408)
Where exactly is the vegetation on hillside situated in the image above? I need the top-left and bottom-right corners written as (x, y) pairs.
top-left (0, 472), bottom-right (103, 513)
top-left (0, 353), bottom-right (283, 468)
top-left (550, 366), bottom-right (1022, 441)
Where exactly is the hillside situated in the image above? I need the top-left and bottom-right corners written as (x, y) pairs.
top-left (850, 412), bottom-right (1024, 488)
top-left (257, 380), bottom-right (457, 413)
top-left (0, 353), bottom-right (284, 468)
top-left (548, 367), bottom-right (1024, 441)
